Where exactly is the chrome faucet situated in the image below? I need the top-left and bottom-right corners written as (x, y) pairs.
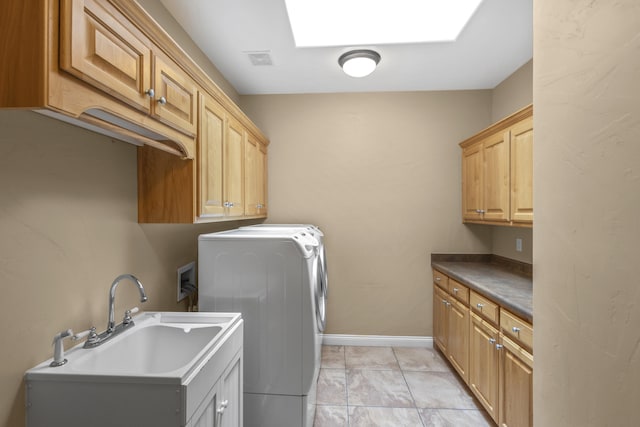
top-left (82, 274), bottom-right (148, 348)
top-left (107, 274), bottom-right (148, 333)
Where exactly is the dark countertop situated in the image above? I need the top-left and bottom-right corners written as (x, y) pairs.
top-left (431, 255), bottom-right (533, 323)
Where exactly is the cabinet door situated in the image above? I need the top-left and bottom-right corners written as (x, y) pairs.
top-left (256, 142), bottom-right (268, 216)
top-left (510, 117), bottom-right (534, 223)
top-left (198, 93), bottom-right (225, 219)
top-left (433, 286), bottom-right (449, 354)
top-left (224, 117), bottom-right (245, 217)
top-left (483, 131), bottom-right (510, 222)
top-left (244, 134), bottom-right (258, 216)
top-left (447, 298), bottom-right (470, 382)
top-left (60, 0), bottom-right (152, 112)
top-left (499, 336), bottom-right (533, 427)
top-left (462, 142), bottom-right (483, 221)
top-left (153, 54), bottom-right (197, 136)
top-left (219, 353), bottom-right (243, 427)
top-left (470, 314), bottom-right (500, 423)
top-left (189, 385), bottom-right (219, 427)
top-left (244, 134), bottom-right (268, 217)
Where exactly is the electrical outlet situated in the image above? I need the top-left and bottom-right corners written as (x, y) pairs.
top-left (177, 262), bottom-right (196, 302)
top-left (516, 238), bottom-right (523, 252)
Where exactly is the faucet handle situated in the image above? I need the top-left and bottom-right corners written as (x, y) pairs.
top-left (72, 326), bottom-right (97, 342)
top-left (50, 329), bottom-right (74, 367)
top-left (123, 307), bottom-right (140, 325)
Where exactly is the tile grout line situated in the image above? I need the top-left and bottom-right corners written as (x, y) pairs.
top-left (392, 347), bottom-right (428, 427)
top-left (343, 345), bottom-right (350, 427)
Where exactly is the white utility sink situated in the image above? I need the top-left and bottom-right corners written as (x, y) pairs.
top-left (25, 312), bottom-right (244, 427)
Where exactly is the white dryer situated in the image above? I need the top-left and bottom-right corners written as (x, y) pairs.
top-left (241, 224), bottom-right (328, 330)
top-left (198, 228), bottom-right (323, 427)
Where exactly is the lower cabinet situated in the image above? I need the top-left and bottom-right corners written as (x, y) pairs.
top-left (499, 335), bottom-right (533, 427)
top-left (432, 278), bottom-right (469, 383)
top-left (469, 313), bottom-right (500, 422)
top-left (433, 285), bottom-right (449, 354)
top-left (433, 269), bottom-right (533, 427)
top-left (447, 297), bottom-right (470, 382)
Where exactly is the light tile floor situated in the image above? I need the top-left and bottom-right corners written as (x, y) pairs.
top-left (314, 345), bottom-right (494, 427)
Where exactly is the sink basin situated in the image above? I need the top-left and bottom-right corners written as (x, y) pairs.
top-left (26, 311), bottom-right (241, 380)
top-left (71, 323), bottom-right (223, 375)
top-left (25, 312), bottom-right (244, 427)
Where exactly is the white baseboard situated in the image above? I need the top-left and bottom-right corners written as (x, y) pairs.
top-left (322, 334), bottom-right (433, 348)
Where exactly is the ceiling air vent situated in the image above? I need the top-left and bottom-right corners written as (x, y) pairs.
top-left (246, 51), bottom-right (273, 66)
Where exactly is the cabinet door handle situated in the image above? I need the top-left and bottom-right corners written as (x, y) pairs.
top-left (435, 277), bottom-right (441, 282)
top-left (145, 88), bottom-right (155, 98)
top-left (217, 399), bottom-right (229, 415)
top-left (512, 326), bottom-right (521, 333)
top-left (495, 344), bottom-right (504, 350)
top-left (489, 338), bottom-right (496, 344)
top-left (157, 96), bottom-right (167, 105)
top-left (453, 288), bottom-right (459, 294)
top-left (476, 303), bottom-right (484, 310)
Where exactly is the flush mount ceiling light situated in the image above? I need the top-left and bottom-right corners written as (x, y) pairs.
top-left (338, 50), bottom-right (381, 78)
top-left (285, 0), bottom-right (483, 47)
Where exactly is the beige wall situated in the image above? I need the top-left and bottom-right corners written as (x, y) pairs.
top-left (491, 60), bottom-right (534, 263)
top-left (492, 59), bottom-right (533, 123)
top-left (240, 91), bottom-right (493, 336)
top-left (0, 112), bottom-right (241, 427)
top-left (534, 1), bottom-right (640, 425)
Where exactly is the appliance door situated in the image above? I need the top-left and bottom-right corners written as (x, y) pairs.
top-left (313, 255), bottom-right (326, 332)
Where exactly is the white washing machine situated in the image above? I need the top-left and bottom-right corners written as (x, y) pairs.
top-left (241, 224), bottom-right (328, 329)
top-left (198, 228), bottom-right (324, 427)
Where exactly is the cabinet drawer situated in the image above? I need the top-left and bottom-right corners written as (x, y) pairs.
top-left (470, 291), bottom-right (499, 325)
top-left (433, 269), bottom-right (448, 290)
top-left (500, 309), bottom-right (533, 351)
top-left (448, 279), bottom-right (470, 304)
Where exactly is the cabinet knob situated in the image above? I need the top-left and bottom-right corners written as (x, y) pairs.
top-left (435, 277), bottom-right (441, 282)
top-left (157, 96), bottom-right (167, 105)
top-left (512, 326), bottom-right (521, 333)
top-left (476, 303), bottom-right (484, 309)
top-left (453, 288), bottom-right (459, 294)
top-left (489, 338), bottom-right (496, 344)
top-left (495, 344), bottom-right (504, 350)
top-left (145, 88), bottom-right (155, 98)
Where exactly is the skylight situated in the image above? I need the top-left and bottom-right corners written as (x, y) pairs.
top-left (284, 0), bottom-right (484, 47)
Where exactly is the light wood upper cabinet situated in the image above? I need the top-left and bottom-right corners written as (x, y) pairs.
top-left (460, 105), bottom-right (533, 227)
top-left (61, 0), bottom-right (197, 138)
top-left (224, 117), bottom-right (245, 217)
top-left (510, 117), bottom-right (534, 224)
top-left (0, 0), bottom-right (269, 224)
top-left (60, 0), bottom-right (152, 114)
top-left (462, 142), bottom-right (484, 221)
top-left (153, 54), bottom-right (197, 136)
top-left (198, 93), bottom-right (226, 219)
top-left (1, 0), bottom-right (268, 157)
top-left (139, 92), bottom-right (268, 224)
top-left (244, 133), bottom-right (268, 218)
top-left (482, 131), bottom-right (510, 222)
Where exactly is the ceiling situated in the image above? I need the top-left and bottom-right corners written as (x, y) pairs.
top-left (159, 0), bottom-right (532, 95)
